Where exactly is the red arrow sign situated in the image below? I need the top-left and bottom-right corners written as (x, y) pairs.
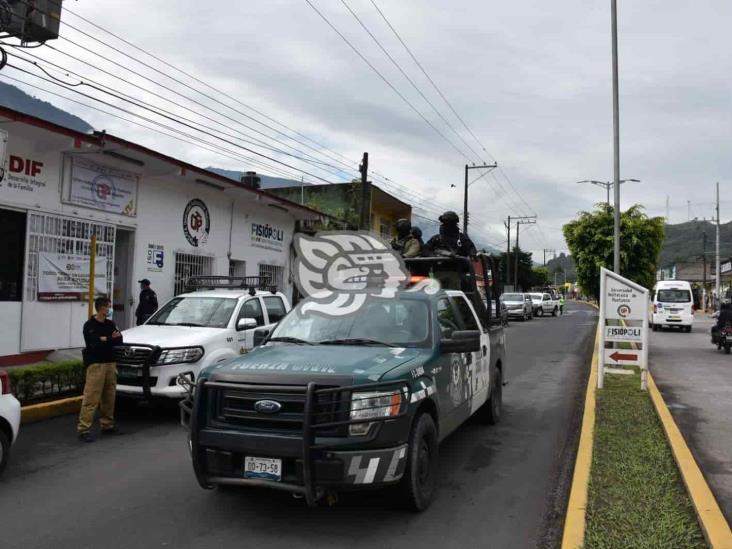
top-left (609, 351), bottom-right (638, 362)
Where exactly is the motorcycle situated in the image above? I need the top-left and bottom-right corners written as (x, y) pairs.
top-left (712, 322), bottom-right (732, 354)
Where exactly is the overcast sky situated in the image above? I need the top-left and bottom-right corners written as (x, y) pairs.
top-left (3, 0), bottom-right (731, 258)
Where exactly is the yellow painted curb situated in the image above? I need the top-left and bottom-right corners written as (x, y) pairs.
top-left (561, 326), bottom-right (599, 549)
top-left (648, 373), bottom-right (732, 548)
top-left (21, 396), bottom-right (82, 424)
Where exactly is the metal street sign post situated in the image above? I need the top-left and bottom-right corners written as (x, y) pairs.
top-left (598, 267), bottom-right (649, 390)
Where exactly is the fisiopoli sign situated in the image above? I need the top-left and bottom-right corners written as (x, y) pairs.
top-left (68, 157), bottom-right (138, 216)
top-left (598, 267), bottom-right (649, 390)
top-left (251, 222), bottom-right (285, 252)
top-left (37, 253), bottom-right (108, 301)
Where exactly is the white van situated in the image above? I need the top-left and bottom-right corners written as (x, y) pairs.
top-left (116, 277), bottom-right (290, 398)
top-left (652, 280), bottom-right (694, 332)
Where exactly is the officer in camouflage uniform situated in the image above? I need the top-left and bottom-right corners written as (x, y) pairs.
top-left (390, 218), bottom-right (422, 258)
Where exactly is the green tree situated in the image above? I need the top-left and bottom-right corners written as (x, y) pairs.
top-left (563, 204), bottom-right (665, 300)
top-left (497, 249), bottom-right (535, 291)
top-left (530, 266), bottom-right (550, 288)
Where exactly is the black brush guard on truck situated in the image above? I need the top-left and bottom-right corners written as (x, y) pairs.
top-left (114, 344), bottom-right (162, 400)
top-left (178, 375), bottom-right (410, 506)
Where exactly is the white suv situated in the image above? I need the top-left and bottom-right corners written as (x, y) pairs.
top-left (116, 278), bottom-right (291, 398)
top-left (0, 368), bottom-right (21, 476)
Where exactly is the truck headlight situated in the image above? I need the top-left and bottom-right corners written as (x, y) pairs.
top-left (349, 390), bottom-right (403, 436)
top-left (156, 347), bottom-right (204, 365)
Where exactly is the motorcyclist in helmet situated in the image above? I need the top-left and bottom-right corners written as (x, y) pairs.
top-left (390, 218), bottom-right (422, 258)
top-left (712, 300), bottom-right (732, 343)
top-left (424, 211), bottom-right (477, 258)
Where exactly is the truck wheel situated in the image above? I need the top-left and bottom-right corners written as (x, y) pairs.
top-left (398, 413), bottom-right (439, 512)
top-left (687, 326), bottom-right (693, 333)
top-left (726, 345), bottom-right (731, 355)
top-left (0, 429), bottom-right (10, 476)
top-left (652, 324), bottom-right (658, 332)
top-left (552, 307), bottom-right (558, 317)
top-left (537, 308), bottom-right (543, 317)
top-left (477, 367), bottom-right (502, 425)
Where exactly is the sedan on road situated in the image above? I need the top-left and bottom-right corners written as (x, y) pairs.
top-left (501, 293), bottom-right (533, 321)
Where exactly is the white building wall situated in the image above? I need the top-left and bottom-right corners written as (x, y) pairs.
top-left (0, 124), bottom-right (300, 358)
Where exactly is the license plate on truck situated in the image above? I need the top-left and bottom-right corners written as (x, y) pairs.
top-left (244, 457), bottom-right (282, 481)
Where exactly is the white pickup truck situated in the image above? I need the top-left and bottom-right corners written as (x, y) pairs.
top-left (528, 292), bottom-right (559, 317)
top-left (116, 277), bottom-right (291, 398)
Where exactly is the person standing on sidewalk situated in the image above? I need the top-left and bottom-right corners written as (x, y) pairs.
top-left (560, 294), bottom-right (565, 315)
top-left (78, 296), bottom-right (123, 442)
top-left (135, 279), bottom-right (158, 326)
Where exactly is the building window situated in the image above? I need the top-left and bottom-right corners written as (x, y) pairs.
top-left (0, 209), bottom-right (26, 302)
top-left (25, 212), bottom-right (115, 301)
top-left (380, 221), bottom-right (391, 239)
top-left (229, 260), bottom-right (246, 277)
top-left (174, 253), bottom-right (214, 295)
top-left (259, 263), bottom-right (284, 292)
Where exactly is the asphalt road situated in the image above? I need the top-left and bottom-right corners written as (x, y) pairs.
top-left (650, 315), bottom-right (732, 523)
top-left (0, 302), bottom-right (597, 549)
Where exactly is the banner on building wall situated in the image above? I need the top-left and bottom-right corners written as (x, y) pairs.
top-left (38, 253), bottom-right (108, 301)
top-left (68, 157), bottom-right (138, 216)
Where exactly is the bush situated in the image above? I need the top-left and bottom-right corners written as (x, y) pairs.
top-left (8, 360), bottom-right (86, 405)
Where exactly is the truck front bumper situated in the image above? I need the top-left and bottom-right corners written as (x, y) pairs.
top-left (180, 378), bottom-right (412, 504)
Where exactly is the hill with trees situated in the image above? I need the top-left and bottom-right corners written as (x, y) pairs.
top-left (659, 219), bottom-right (732, 267)
top-left (0, 82), bottom-right (92, 133)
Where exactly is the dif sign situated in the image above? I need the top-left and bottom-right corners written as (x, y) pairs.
top-left (598, 267), bottom-right (649, 390)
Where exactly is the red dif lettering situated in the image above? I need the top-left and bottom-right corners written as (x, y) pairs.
top-left (9, 155), bottom-right (43, 176)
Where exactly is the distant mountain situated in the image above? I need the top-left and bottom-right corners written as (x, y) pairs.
top-left (546, 253), bottom-right (577, 282)
top-left (660, 219), bottom-right (732, 267)
top-left (0, 82), bottom-right (93, 133)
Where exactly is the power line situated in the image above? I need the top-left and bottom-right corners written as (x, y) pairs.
top-left (302, 0), bottom-right (472, 162)
top-left (339, 0), bottom-right (483, 161)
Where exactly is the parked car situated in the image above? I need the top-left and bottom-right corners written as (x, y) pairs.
top-left (528, 292), bottom-right (559, 317)
top-left (116, 277), bottom-right (291, 399)
top-left (501, 292), bottom-right (533, 321)
top-left (651, 280), bottom-right (694, 332)
top-left (0, 368), bottom-right (21, 476)
top-left (180, 286), bottom-right (505, 511)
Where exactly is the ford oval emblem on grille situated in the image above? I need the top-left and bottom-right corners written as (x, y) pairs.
top-left (254, 399), bottom-right (282, 414)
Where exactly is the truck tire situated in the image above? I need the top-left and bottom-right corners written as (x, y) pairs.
top-left (552, 307), bottom-right (558, 317)
top-left (726, 345), bottom-right (731, 355)
top-left (537, 308), bottom-right (543, 317)
top-left (477, 367), bottom-right (502, 425)
top-left (0, 429), bottom-right (9, 476)
top-left (398, 413), bottom-right (439, 512)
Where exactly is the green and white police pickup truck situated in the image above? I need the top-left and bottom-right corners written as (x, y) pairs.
top-left (180, 256), bottom-right (506, 510)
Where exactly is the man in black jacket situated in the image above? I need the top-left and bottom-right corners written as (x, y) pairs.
top-left (135, 279), bottom-right (158, 325)
top-left (424, 211), bottom-right (477, 257)
top-left (78, 297), bottom-right (123, 442)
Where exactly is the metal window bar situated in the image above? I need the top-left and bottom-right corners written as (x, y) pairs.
top-left (258, 263), bottom-right (284, 292)
top-left (174, 253), bottom-right (214, 296)
top-left (25, 212), bottom-right (114, 301)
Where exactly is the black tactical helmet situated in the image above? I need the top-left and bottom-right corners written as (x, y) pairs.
top-left (438, 211), bottom-right (460, 225)
top-left (411, 226), bottom-right (422, 238)
top-left (395, 218), bottom-right (411, 232)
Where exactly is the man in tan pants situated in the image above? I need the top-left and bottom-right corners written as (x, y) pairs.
top-left (78, 296), bottom-right (123, 442)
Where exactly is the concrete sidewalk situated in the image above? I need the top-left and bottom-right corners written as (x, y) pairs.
top-left (649, 315), bottom-right (732, 523)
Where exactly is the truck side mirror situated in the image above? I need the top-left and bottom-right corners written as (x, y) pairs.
top-left (237, 318), bottom-right (258, 331)
top-left (440, 330), bottom-right (480, 354)
top-left (253, 328), bottom-right (270, 346)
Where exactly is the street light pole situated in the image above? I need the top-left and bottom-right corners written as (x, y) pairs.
top-left (576, 179), bottom-right (639, 206)
top-left (611, 0), bottom-right (621, 274)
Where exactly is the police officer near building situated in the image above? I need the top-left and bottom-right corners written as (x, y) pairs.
top-left (424, 211), bottom-right (477, 258)
top-left (135, 279), bottom-right (158, 325)
top-left (390, 218), bottom-right (422, 258)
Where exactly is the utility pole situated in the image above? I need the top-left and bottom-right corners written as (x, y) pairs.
top-left (703, 231), bottom-right (707, 310)
top-left (463, 163), bottom-right (498, 234)
top-left (716, 181), bottom-right (720, 307)
top-left (666, 195), bottom-right (670, 222)
top-left (543, 248), bottom-right (556, 266)
top-left (688, 200), bottom-right (691, 221)
top-left (505, 216), bottom-right (511, 287)
top-left (359, 152), bottom-right (369, 230)
top-left (514, 217), bottom-right (537, 290)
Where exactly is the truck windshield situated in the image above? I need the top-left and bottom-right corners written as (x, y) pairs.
top-left (657, 289), bottom-right (691, 303)
top-left (147, 297), bottom-right (238, 328)
top-left (501, 294), bottom-right (523, 301)
top-left (270, 297), bottom-right (430, 347)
